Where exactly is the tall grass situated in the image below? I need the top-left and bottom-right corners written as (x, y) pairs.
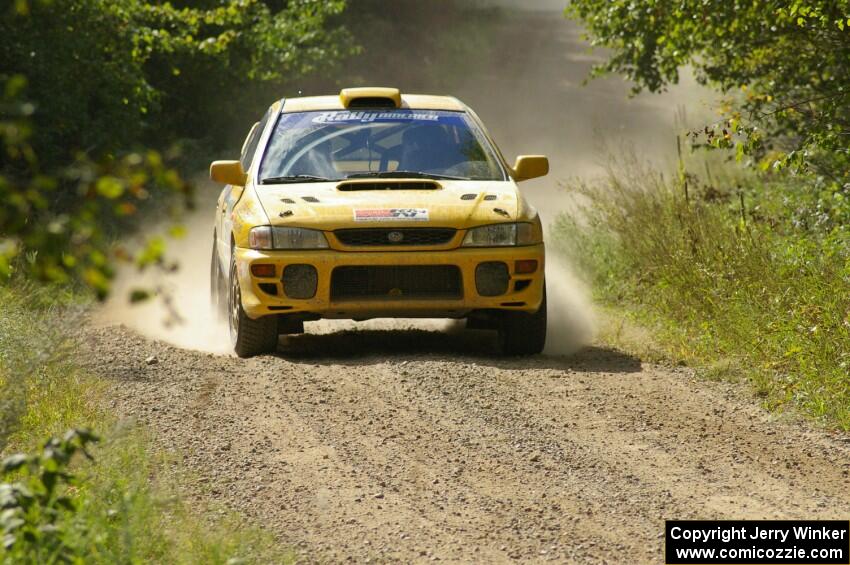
top-left (0, 287), bottom-right (292, 563)
top-left (0, 285), bottom-right (84, 450)
top-left (555, 157), bottom-right (850, 429)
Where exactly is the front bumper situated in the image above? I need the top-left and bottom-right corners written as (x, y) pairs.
top-left (234, 244), bottom-right (545, 319)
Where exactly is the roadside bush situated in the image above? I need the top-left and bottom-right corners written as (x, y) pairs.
top-left (555, 157), bottom-right (850, 429)
top-left (1, 427), bottom-right (289, 565)
top-left (1, 429), bottom-right (99, 563)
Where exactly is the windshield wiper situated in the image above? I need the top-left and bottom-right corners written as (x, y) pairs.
top-left (260, 175), bottom-right (335, 184)
top-left (346, 171), bottom-right (470, 181)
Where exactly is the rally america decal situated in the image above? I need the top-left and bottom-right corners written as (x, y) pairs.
top-left (313, 111), bottom-right (440, 124)
top-left (354, 208), bottom-right (430, 222)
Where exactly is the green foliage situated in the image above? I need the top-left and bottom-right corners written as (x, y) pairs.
top-left (1, 429), bottom-right (99, 563)
top-left (0, 0), bottom-right (351, 163)
top-left (555, 158), bottom-right (850, 429)
top-left (567, 1), bottom-right (850, 178)
top-left (0, 77), bottom-right (191, 295)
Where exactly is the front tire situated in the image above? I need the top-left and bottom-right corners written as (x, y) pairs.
top-left (499, 287), bottom-right (547, 356)
top-left (228, 256), bottom-right (278, 358)
top-left (210, 236), bottom-right (227, 321)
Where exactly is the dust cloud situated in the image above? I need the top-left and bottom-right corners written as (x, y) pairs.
top-left (96, 203), bottom-right (232, 355)
top-left (543, 253), bottom-right (594, 355)
top-left (99, 4), bottom-right (711, 355)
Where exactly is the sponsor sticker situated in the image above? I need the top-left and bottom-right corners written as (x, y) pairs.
top-left (354, 208), bottom-right (430, 222)
top-left (312, 111), bottom-right (440, 124)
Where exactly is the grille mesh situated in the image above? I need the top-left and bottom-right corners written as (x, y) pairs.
top-left (335, 228), bottom-right (456, 247)
top-left (331, 266), bottom-right (462, 301)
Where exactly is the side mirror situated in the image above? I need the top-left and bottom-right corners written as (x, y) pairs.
top-left (511, 155), bottom-right (549, 182)
top-left (210, 160), bottom-right (247, 186)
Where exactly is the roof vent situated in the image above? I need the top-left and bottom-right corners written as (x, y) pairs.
top-left (340, 87), bottom-right (401, 109)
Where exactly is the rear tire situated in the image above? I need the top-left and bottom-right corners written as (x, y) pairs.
top-left (499, 287), bottom-right (547, 356)
top-left (228, 256), bottom-right (278, 358)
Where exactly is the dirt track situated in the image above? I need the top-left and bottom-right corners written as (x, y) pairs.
top-left (84, 323), bottom-right (850, 564)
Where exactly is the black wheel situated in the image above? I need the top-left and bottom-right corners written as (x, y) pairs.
top-left (499, 287), bottom-right (547, 356)
top-left (228, 255), bottom-right (278, 358)
top-left (210, 236), bottom-right (227, 320)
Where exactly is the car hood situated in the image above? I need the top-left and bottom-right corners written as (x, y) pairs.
top-left (254, 180), bottom-right (525, 230)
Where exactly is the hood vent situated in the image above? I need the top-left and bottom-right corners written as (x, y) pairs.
top-left (336, 180), bottom-right (441, 192)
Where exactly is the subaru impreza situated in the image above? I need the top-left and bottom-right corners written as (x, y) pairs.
top-left (210, 88), bottom-right (549, 357)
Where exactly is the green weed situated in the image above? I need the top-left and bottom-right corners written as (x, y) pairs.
top-left (555, 157), bottom-right (850, 429)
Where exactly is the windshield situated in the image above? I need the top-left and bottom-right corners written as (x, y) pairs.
top-left (258, 109), bottom-right (505, 182)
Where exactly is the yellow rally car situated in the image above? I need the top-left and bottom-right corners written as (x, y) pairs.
top-left (210, 88), bottom-right (549, 357)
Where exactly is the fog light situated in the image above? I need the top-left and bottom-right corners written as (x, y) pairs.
top-left (475, 261), bottom-right (509, 297)
top-left (258, 283), bottom-right (278, 296)
top-left (283, 264), bottom-right (318, 299)
top-left (515, 260), bottom-right (538, 274)
top-left (251, 264), bottom-right (276, 278)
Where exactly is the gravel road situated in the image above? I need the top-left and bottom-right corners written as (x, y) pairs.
top-left (84, 324), bottom-right (850, 564)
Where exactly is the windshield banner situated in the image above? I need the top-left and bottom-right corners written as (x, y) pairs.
top-left (312, 111), bottom-right (442, 124)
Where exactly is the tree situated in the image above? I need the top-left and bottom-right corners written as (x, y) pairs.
top-left (567, 0), bottom-right (850, 179)
top-left (0, 0), bottom-right (351, 164)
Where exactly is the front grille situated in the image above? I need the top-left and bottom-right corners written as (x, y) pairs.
top-left (335, 228), bottom-right (456, 247)
top-left (331, 266), bottom-right (462, 301)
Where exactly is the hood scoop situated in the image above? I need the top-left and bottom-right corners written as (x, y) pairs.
top-left (336, 179), bottom-right (441, 192)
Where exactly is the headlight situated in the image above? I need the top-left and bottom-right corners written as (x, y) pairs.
top-left (248, 226), bottom-right (329, 250)
top-left (461, 223), bottom-right (538, 247)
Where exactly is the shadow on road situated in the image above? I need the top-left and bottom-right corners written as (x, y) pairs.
top-left (277, 328), bottom-right (642, 373)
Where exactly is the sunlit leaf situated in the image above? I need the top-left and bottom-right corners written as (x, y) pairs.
top-left (95, 176), bottom-right (124, 199)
